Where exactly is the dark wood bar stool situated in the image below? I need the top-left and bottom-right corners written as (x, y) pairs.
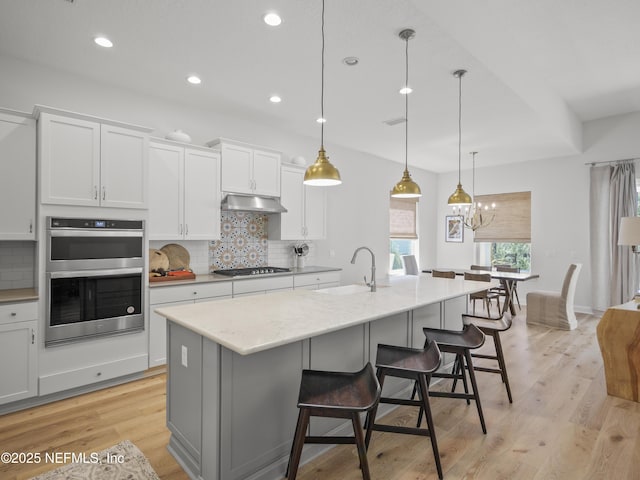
top-left (432, 270), bottom-right (456, 279)
top-left (364, 341), bottom-right (444, 479)
top-left (286, 363), bottom-right (381, 480)
top-left (460, 312), bottom-right (513, 403)
top-left (421, 324), bottom-right (487, 434)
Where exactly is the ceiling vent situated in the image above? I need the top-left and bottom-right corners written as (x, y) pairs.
top-left (383, 117), bottom-right (407, 126)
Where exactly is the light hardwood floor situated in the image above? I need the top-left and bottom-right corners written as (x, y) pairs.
top-left (1, 309), bottom-right (639, 480)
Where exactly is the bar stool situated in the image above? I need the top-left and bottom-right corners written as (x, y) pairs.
top-left (421, 324), bottom-right (487, 434)
top-left (286, 362), bottom-right (381, 480)
top-left (460, 313), bottom-right (513, 403)
top-left (364, 341), bottom-right (444, 479)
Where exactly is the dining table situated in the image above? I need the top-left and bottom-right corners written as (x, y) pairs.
top-left (422, 268), bottom-right (540, 316)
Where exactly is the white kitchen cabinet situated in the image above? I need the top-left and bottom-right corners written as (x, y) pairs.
top-left (268, 164), bottom-right (326, 240)
top-left (208, 138), bottom-right (281, 197)
top-left (148, 282), bottom-right (232, 367)
top-left (37, 107), bottom-right (151, 209)
top-left (149, 139), bottom-right (221, 241)
top-left (232, 276), bottom-right (294, 297)
top-left (0, 301), bottom-right (37, 405)
top-left (293, 271), bottom-right (341, 290)
top-left (0, 110), bottom-right (36, 240)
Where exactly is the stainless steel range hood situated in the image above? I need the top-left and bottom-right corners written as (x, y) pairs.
top-left (221, 193), bottom-right (287, 214)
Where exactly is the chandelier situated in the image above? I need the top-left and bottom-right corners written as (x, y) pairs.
top-left (453, 151), bottom-right (496, 231)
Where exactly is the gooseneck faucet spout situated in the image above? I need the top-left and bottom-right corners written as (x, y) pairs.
top-left (350, 246), bottom-right (376, 292)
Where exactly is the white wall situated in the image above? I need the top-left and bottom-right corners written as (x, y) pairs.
top-left (0, 53), bottom-right (437, 285)
top-left (435, 111), bottom-right (640, 312)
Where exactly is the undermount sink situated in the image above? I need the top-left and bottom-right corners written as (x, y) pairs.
top-left (317, 284), bottom-right (388, 295)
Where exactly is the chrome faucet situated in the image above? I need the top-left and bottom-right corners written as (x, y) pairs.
top-left (350, 246), bottom-right (376, 292)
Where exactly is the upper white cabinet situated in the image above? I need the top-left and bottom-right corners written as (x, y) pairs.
top-left (37, 106), bottom-right (151, 209)
top-left (269, 164), bottom-right (326, 240)
top-left (208, 138), bottom-right (281, 197)
top-left (0, 109), bottom-right (36, 240)
top-left (148, 139), bottom-right (221, 240)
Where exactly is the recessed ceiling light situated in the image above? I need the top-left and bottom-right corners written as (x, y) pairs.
top-left (399, 86), bottom-right (413, 95)
top-left (269, 95), bottom-right (282, 103)
top-left (263, 12), bottom-right (282, 26)
top-left (342, 56), bottom-right (359, 66)
top-left (94, 36), bottom-right (113, 48)
top-left (186, 75), bottom-right (202, 85)
top-left (316, 117), bottom-right (326, 124)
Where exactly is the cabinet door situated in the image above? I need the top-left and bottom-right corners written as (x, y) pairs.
top-left (0, 320), bottom-right (37, 405)
top-left (39, 113), bottom-right (100, 206)
top-left (221, 144), bottom-right (253, 194)
top-left (149, 300), bottom-right (191, 368)
top-left (252, 149), bottom-right (281, 197)
top-left (100, 124), bottom-right (148, 209)
top-left (149, 142), bottom-right (184, 240)
top-left (0, 113), bottom-right (36, 240)
top-left (303, 185), bottom-right (326, 239)
top-left (184, 149), bottom-right (221, 240)
top-left (279, 166), bottom-right (304, 239)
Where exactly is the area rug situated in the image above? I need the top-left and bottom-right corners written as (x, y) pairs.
top-left (30, 440), bottom-right (160, 480)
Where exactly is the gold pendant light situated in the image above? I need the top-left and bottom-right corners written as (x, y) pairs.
top-left (391, 29), bottom-right (421, 198)
top-left (448, 69), bottom-right (472, 207)
top-left (304, 0), bottom-right (341, 186)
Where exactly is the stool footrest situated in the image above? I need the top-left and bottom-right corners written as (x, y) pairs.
top-left (304, 435), bottom-right (356, 445)
top-left (472, 353), bottom-right (498, 360)
top-left (371, 423), bottom-right (433, 437)
top-left (380, 396), bottom-right (422, 407)
top-left (429, 391), bottom-right (476, 401)
top-left (473, 366), bottom-right (501, 374)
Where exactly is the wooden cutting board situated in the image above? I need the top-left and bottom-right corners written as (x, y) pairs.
top-left (149, 271), bottom-right (196, 282)
top-left (160, 243), bottom-right (191, 271)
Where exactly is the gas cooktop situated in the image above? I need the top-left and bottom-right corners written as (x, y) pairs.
top-left (214, 267), bottom-right (291, 277)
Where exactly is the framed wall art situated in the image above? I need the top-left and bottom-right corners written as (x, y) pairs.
top-left (445, 215), bottom-right (464, 243)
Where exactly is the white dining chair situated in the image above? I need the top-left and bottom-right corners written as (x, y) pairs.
top-left (526, 263), bottom-right (582, 330)
top-left (402, 255), bottom-right (419, 275)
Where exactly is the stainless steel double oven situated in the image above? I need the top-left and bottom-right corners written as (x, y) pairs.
top-left (45, 217), bottom-right (145, 346)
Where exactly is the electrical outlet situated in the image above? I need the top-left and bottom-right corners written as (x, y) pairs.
top-left (181, 345), bottom-right (188, 367)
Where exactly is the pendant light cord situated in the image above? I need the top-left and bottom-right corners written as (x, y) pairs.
top-left (458, 72), bottom-right (462, 184)
top-left (405, 35), bottom-right (409, 171)
top-left (320, 0), bottom-right (325, 148)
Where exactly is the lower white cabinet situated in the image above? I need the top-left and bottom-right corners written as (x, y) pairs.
top-left (149, 282), bottom-right (233, 367)
top-left (232, 276), bottom-right (294, 297)
top-left (0, 302), bottom-right (37, 405)
top-left (293, 271), bottom-right (340, 291)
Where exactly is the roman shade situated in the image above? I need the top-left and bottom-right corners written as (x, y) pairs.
top-left (473, 191), bottom-right (531, 243)
top-left (390, 196), bottom-right (418, 239)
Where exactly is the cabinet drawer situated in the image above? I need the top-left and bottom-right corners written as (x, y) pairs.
top-left (0, 301), bottom-right (38, 325)
top-left (233, 276), bottom-right (294, 295)
top-left (150, 282), bottom-right (232, 304)
top-left (39, 354), bottom-right (148, 396)
top-left (294, 271), bottom-right (341, 288)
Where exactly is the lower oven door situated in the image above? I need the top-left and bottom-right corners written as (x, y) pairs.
top-left (46, 268), bottom-right (144, 347)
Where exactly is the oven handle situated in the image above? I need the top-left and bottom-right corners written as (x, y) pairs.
top-left (48, 267), bottom-right (144, 279)
top-left (48, 230), bottom-right (143, 238)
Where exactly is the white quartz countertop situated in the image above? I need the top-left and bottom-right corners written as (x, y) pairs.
top-left (155, 275), bottom-right (495, 355)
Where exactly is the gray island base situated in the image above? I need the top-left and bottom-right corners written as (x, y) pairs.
top-left (155, 276), bottom-right (493, 480)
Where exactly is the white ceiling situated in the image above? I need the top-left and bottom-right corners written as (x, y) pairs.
top-left (1, 0), bottom-right (639, 173)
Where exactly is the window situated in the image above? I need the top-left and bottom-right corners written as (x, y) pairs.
top-left (473, 191), bottom-right (531, 271)
top-left (390, 197), bottom-right (418, 273)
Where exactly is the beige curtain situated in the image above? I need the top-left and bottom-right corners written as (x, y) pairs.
top-left (589, 165), bottom-right (612, 312)
top-left (473, 191), bottom-right (531, 243)
top-left (390, 197), bottom-right (418, 239)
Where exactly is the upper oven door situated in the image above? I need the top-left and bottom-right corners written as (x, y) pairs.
top-left (47, 229), bottom-right (144, 271)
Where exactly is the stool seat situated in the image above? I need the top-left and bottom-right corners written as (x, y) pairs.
top-left (287, 363), bottom-right (380, 480)
top-left (423, 323), bottom-right (485, 350)
top-left (462, 314), bottom-right (511, 333)
top-left (298, 365), bottom-right (380, 412)
top-left (365, 341), bottom-right (444, 479)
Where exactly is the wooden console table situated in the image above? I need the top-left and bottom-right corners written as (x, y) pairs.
top-left (596, 301), bottom-right (640, 402)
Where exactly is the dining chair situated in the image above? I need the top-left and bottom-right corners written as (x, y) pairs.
top-left (432, 270), bottom-right (456, 279)
top-left (464, 271), bottom-right (500, 315)
top-left (402, 255), bottom-right (419, 275)
top-left (470, 264), bottom-right (492, 271)
top-left (492, 265), bottom-right (521, 311)
top-left (526, 263), bottom-right (582, 330)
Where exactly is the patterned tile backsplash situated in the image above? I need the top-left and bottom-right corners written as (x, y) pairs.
top-left (209, 212), bottom-right (268, 270)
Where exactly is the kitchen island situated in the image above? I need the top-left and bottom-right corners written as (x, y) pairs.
top-left (155, 275), bottom-right (493, 480)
